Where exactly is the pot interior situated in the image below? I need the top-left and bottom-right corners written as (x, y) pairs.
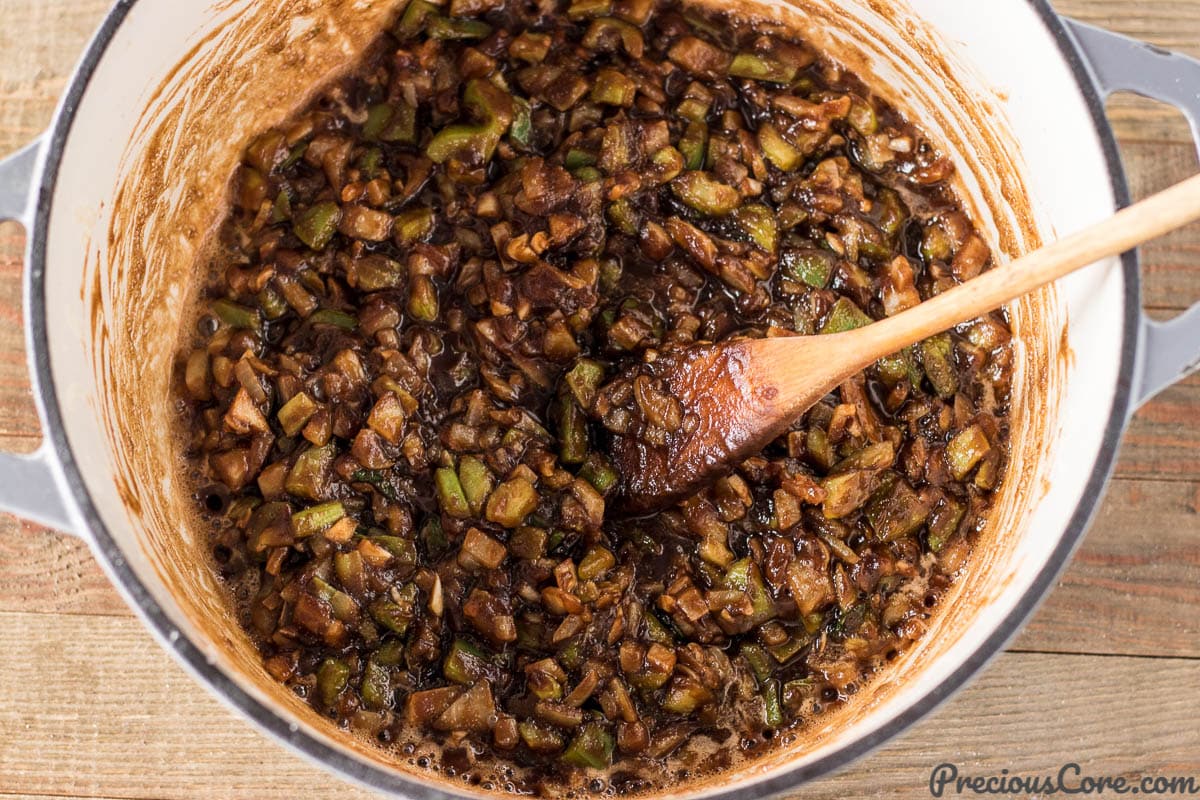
top-left (39, 0), bottom-right (1127, 796)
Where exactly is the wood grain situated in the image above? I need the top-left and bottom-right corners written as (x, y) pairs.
top-left (0, 1), bottom-right (1198, 799)
top-left (1, 609), bottom-right (1196, 800)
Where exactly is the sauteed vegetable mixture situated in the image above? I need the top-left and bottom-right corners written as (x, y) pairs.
top-left (176, 0), bottom-right (1011, 792)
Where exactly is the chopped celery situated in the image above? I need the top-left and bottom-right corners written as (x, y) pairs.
top-left (355, 255), bottom-right (405, 292)
top-left (444, 638), bottom-right (490, 685)
top-left (395, 0), bottom-right (438, 38)
top-left (679, 121), bottom-right (708, 171)
top-left (729, 52), bottom-right (797, 84)
top-left (285, 444), bottom-right (335, 501)
top-left (408, 275), bottom-right (439, 322)
top-left (866, 477), bottom-right (930, 542)
top-left (731, 204), bottom-right (778, 253)
top-left (671, 171), bottom-right (740, 217)
top-left (519, 720), bottom-right (565, 753)
top-left (564, 358), bottom-right (605, 409)
top-left (578, 452), bottom-right (618, 494)
top-left (741, 643), bottom-right (773, 682)
top-left (212, 299), bottom-right (261, 333)
top-left (561, 723), bottom-right (614, 769)
top-left (762, 678), bottom-right (784, 727)
top-left (510, 97), bottom-right (533, 148)
top-left (781, 249), bottom-right (835, 289)
top-left (291, 501), bottom-right (346, 538)
top-left (317, 658), bottom-right (350, 708)
top-left (308, 309), bottom-right (357, 330)
top-left (875, 346), bottom-right (923, 387)
top-left (428, 15), bottom-right (493, 39)
top-left (372, 534), bottom-right (419, 566)
top-left (927, 496), bottom-right (965, 552)
top-left (394, 207), bottom-right (435, 247)
top-left (565, 148), bottom-right (598, 169)
top-left (607, 198), bottom-right (640, 236)
top-left (485, 477), bottom-right (539, 528)
top-left (591, 68), bottom-right (637, 106)
top-left (557, 395), bottom-right (589, 465)
top-left (257, 285), bottom-right (288, 319)
top-left (847, 96), bottom-right (879, 136)
top-left (294, 201), bottom-right (341, 250)
top-left (435, 467), bottom-right (472, 518)
top-left (820, 298), bottom-right (872, 334)
top-left (577, 546), bottom-right (616, 580)
top-left (920, 333), bottom-right (959, 398)
top-left (758, 122), bottom-right (802, 171)
top-left (363, 101), bottom-right (417, 145)
top-left (361, 656), bottom-right (393, 710)
top-left (946, 425), bottom-right (991, 481)
top-left (568, 0), bottom-right (612, 20)
top-left (457, 455), bottom-right (494, 516)
top-left (426, 80), bottom-right (513, 165)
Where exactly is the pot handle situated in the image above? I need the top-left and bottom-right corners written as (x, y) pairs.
top-left (0, 138), bottom-right (77, 535)
top-left (1065, 19), bottom-right (1200, 408)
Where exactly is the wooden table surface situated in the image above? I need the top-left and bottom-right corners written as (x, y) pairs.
top-left (1, 1), bottom-right (1199, 798)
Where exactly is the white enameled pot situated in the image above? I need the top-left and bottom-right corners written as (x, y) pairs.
top-left (1, 1), bottom-right (1199, 798)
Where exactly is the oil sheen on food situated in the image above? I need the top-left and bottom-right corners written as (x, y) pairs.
top-left (173, 0), bottom-right (1013, 794)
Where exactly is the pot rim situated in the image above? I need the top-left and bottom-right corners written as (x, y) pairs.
top-left (25, 1), bottom-right (1139, 797)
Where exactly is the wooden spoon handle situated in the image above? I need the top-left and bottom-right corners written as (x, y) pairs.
top-left (849, 171), bottom-right (1200, 363)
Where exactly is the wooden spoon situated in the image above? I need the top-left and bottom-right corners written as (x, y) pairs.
top-left (611, 172), bottom-right (1200, 515)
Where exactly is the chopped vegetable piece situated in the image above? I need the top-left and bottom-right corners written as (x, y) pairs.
top-left (435, 467), bottom-right (472, 518)
top-left (591, 68), bottom-right (637, 106)
top-left (679, 121), bottom-right (708, 170)
top-left (486, 477), bottom-right (539, 528)
top-left (457, 455), bottom-right (494, 515)
top-left (671, 171), bottom-right (740, 217)
top-left (781, 249), bottom-right (835, 289)
top-left (317, 659), bottom-right (350, 708)
top-left (946, 425), bottom-right (991, 481)
top-left (729, 52), bottom-right (797, 84)
top-left (921, 333), bottom-right (959, 398)
top-left (564, 359), bottom-right (605, 409)
top-left (212, 299), bottom-right (261, 333)
top-left (557, 395), bottom-right (589, 464)
top-left (291, 501), bottom-right (346, 538)
top-left (731, 204), bottom-right (778, 252)
top-left (308, 309), bottom-right (357, 330)
top-left (444, 638), bottom-right (490, 685)
top-left (758, 122), bottom-right (802, 171)
top-left (562, 723), bottom-right (615, 769)
top-left (294, 202), bottom-right (342, 250)
top-left (762, 679), bottom-right (784, 727)
top-left (820, 298), bottom-right (872, 334)
top-left (285, 444), bottom-right (335, 502)
top-left (428, 15), bottom-right (493, 39)
top-left (865, 477), bottom-right (930, 541)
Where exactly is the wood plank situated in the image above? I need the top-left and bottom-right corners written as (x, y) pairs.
top-left (0, 0), bottom-right (111, 449)
top-left (0, 519), bottom-right (126, 618)
top-left (1013, 477), bottom-right (1200, 657)
top-left (0, 609), bottom-right (1196, 800)
top-left (1118, 372), bottom-right (1200, 481)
